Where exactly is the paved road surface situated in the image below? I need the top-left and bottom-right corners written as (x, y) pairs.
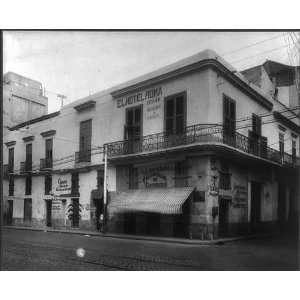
top-left (2, 228), bottom-right (299, 270)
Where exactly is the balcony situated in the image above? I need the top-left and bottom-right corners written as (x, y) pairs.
top-left (40, 158), bottom-right (53, 170)
top-left (75, 150), bottom-right (91, 164)
top-left (20, 161), bottom-right (32, 173)
top-left (106, 123), bottom-right (300, 167)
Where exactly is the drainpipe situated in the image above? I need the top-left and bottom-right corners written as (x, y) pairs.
top-left (103, 145), bottom-right (108, 233)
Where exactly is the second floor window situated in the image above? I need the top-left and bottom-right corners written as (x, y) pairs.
top-left (8, 147), bottom-right (14, 173)
top-left (125, 106), bottom-right (142, 143)
top-left (279, 133), bottom-right (284, 155)
top-left (26, 143), bottom-right (32, 170)
top-left (223, 95), bottom-right (236, 135)
top-left (9, 175), bottom-right (14, 196)
top-left (45, 174), bottom-right (52, 195)
top-left (25, 174), bottom-right (32, 195)
top-left (79, 119), bottom-right (92, 162)
top-left (165, 92), bottom-right (186, 135)
top-left (252, 114), bottom-right (262, 136)
top-left (292, 140), bottom-right (296, 159)
top-left (45, 138), bottom-right (53, 167)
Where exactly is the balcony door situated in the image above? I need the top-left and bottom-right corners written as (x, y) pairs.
top-left (223, 95), bottom-right (236, 146)
top-left (79, 119), bottom-right (92, 162)
top-left (26, 143), bottom-right (32, 170)
top-left (8, 148), bottom-right (14, 173)
top-left (165, 92), bottom-right (186, 136)
top-left (125, 106), bottom-right (142, 153)
top-left (45, 138), bottom-right (53, 167)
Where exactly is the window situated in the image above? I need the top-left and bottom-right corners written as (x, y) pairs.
top-left (9, 175), bottom-right (14, 196)
top-left (45, 174), bottom-right (52, 195)
top-left (25, 143), bottom-right (32, 171)
top-left (45, 138), bottom-right (53, 168)
top-left (25, 174), bottom-right (32, 195)
top-left (125, 106), bottom-right (142, 141)
top-left (165, 92), bottom-right (186, 135)
top-left (292, 140), bottom-right (296, 162)
top-left (279, 133), bottom-right (284, 155)
top-left (223, 95), bottom-right (236, 135)
top-left (8, 148), bottom-right (14, 173)
top-left (252, 114), bottom-right (262, 136)
top-left (71, 173), bottom-right (79, 196)
top-left (79, 119), bottom-right (92, 162)
top-left (24, 198), bottom-right (32, 222)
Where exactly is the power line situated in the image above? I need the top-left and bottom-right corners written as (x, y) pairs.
top-left (221, 33), bottom-right (285, 57)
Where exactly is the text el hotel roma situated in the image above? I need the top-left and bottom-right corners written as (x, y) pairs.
top-left (116, 87), bottom-right (162, 108)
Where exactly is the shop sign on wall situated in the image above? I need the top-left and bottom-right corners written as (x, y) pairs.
top-left (52, 199), bottom-right (62, 210)
top-left (55, 176), bottom-right (71, 196)
top-left (116, 86), bottom-right (162, 108)
top-left (233, 185), bottom-right (248, 207)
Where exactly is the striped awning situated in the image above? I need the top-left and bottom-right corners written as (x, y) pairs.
top-left (108, 187), bottom-right (194, 215)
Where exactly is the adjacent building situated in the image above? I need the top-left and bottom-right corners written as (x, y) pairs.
top-left (3, 50), bottom-right (300, 239)
top-left (3, 72), bottom-right (48, 135)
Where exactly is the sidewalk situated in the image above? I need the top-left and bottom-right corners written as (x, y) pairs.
top-left (3, 225), bottom-right (278, 245)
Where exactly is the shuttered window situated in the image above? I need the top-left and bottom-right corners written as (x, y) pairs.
top-left (79, 119), bottom-right (92, 162)
top-left (8, 148), bottom-right (14, 173)
top-left (124, 105), bottom-right (142, 142)
top-left (45, 138), bottom-right (53, 167)
top-left (26, 143), bottom-right (32, 170)
top-left (9, 175), bottom-right (14, 196)
top-left (223, 95), bottom-right (236, 134)
top-left (252, 114), bottom-right (262, 136)
top-left (279, 133), bottom-right (284, 155)
top-left (165, 92), bottom-right (186, 135)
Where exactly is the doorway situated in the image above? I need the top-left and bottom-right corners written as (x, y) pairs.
top-left (125, 106), bottom-right (142, 153)
top-left (71, 198), bottom-right (80, 228)
top-left (46, 200), bottom-right (52, 227)
top-left (251, 181), bottom-right (261, 231)
top-left (7, 200), bottom-right (13, 225)
top-left (218, 198), bottom-right (230, 237)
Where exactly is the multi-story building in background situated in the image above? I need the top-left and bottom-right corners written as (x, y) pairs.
top-left (3, 72), bottom-right (48, 135)
top-left (2, 50), bottom-right (299, 239)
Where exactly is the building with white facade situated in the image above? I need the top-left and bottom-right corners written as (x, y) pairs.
top-left (3, 50), bottom-right (299, 239)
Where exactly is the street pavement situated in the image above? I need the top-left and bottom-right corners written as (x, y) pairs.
top-left (1, 228), bottom-right (299, 270)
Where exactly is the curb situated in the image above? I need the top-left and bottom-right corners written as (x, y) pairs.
top-left (3, 226), bottom-right (278, 246)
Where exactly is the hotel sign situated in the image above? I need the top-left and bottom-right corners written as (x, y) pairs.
top-left (116, 87), bottom-right (162, 108)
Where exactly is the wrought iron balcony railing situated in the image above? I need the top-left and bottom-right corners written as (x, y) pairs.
top-left (75, 150), bottom-right (91, 164)
top-left (20, 160), bottom-right (32, 173)
top-left (40, 158), bottom-right (53, 170)
top-left (106, 123), bottom-right (300, 167)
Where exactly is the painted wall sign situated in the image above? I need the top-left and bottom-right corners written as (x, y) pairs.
top-left (233, 185), bottom-right (248, 207)
top-left (145, 173), bottom-right (167, 188)
top-left (55, 176), bottom-right (71, 196)
top-left (52, 199), bottom-right (62, 210)
top-left (116, 86), bottom-right (162, 108)
top-left (139, 163), bottom-right (174, 176)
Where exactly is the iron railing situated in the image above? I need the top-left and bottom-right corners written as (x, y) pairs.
top-left (20, 160), bottom-right (32, 173)
top-left (40, 158), bottom-right (53, 170)
top-left (106, 123), bottom-right (300, 167)
top-left (75, 150), bottom-right (91, 164)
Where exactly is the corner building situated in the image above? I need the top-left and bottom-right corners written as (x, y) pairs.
top-left (3, 50), bottom-right (299, 239)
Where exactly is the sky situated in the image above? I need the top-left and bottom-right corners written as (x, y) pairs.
top-left (3, 31), bottom-right (300, 113)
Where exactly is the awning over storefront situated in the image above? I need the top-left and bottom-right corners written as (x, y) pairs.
top-left (108, 187), bottom-right (194, 215)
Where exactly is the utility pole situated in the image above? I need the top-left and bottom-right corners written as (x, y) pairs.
top-left (103, 145), bottom-right (108, 233)
top-left (57, 94), bottom-right (67, 109)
